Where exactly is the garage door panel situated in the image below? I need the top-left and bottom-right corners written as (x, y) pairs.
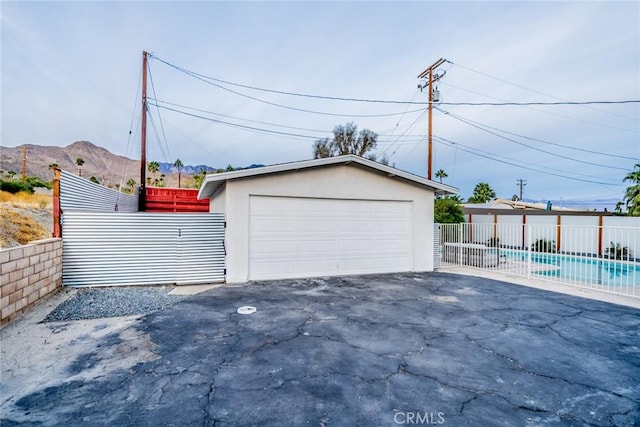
top-left (298, 239), bottom-right (336, 252)
top-left (251, 240), bottom-right (298, 254)
top-left (252, 218), bottom-right (298, 233)
top-left (298, 219), bottom-right (335, 232)
top-left (249, 196), bottom-right (412, 280)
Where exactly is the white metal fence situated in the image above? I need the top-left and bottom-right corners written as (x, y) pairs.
top-left (435, 223), bottom-right (640, 298)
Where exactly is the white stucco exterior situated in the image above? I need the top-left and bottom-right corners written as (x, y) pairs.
top-left (199, 156), bottom-right (457, 283)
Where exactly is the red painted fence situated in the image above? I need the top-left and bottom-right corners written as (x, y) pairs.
top-left (145, 187), bottom-right (209, 213)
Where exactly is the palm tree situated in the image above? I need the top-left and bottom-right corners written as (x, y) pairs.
top-left (435, 169), bottom-right (448, 183)
top-left (147, 161), bottom-right (160, 186)
top-left (622, 163), bottom-right (640, 216)
top-left (467, 182), bottom-right (496, 204)
top-left (173, 158), bottom-right (184, 188)
top-left (126, 178), bottom-right (136, 193)
top-left (75, 157), bottom-right (85, 176)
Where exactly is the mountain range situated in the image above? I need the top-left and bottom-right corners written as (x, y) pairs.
top-left (0, 141), bottom-right (242, 188)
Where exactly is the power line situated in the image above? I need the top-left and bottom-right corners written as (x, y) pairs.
top-left (149, 54), bottom-right (639, 107)
top-left (449, 61), bottom-right (637, 121)
top-left (436, 109), bottom-right (637, 161)
top-left (151, 103), bottom-right (323, 139)
top-left (437, 107), bottom-right (630, 171)
top-left (149, 55), bottom-right (426, 118)
top-left (434, 135), bottom-right (621, 186)
top-left (149, 99), bottom-right (427, 144)
top-left (433, 135), bottom-right (619, 182)
top-left (147, 66), bottom-right (171, 162)
top-left (440, 81), bottom-right (638, 133)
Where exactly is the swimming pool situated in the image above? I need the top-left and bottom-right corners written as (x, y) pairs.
top-left (502, 250), bottom-right (640, 289)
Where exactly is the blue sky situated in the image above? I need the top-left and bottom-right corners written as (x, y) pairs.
top-left (2, 1), bottom-right (639, 207)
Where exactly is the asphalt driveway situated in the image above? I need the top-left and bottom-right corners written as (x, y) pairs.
top-left (2, 272), bottom-right (639, 426)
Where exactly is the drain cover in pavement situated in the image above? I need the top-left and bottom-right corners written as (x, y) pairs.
top-left (237, 306), bottom-right (257, 315)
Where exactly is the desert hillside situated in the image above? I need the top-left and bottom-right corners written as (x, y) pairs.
top-left (1, 141), bottom-right (140, 188)
top-left (0, 191), bottom-right (52, 248)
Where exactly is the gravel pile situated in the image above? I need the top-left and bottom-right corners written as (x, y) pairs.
top-left (43, 287), bottom-right (187, 322)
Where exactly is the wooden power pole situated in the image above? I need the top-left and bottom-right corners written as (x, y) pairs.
top-left (139, 51), bottom-right (148, 211)
top-left (418, 58), bottom-right (447, 181)
top-left (21, 146), bottom-right (27, 183)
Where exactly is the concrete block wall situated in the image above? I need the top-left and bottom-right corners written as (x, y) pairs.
top-left (1, 238), bottom-right (63, 328)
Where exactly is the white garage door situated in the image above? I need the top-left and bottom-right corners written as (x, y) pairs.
top-left (249, 196), bottom-right (413, 280)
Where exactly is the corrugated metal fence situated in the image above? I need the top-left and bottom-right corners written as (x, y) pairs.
top-left (59, 170), bottom-right (225, 287)
top-left (62, 212), bottom-right (225, 286)
top-left (60, 170), bottom-right (138, 212)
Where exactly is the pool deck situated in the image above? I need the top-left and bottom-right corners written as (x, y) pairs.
top-left (441, 266), bottom-right (640, 309)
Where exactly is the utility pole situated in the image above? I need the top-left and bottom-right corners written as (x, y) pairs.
top-left (516, 178), bottom-right (527, 201)
top-left (139, 51), bottom-right (148, 211)
top-left (21, 146), bottom-right (27, 184)
top-left (418, 58), bottom-right (447, 181)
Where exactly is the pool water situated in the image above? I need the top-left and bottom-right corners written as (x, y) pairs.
top-left (503, 250), bottom-right (640, 288)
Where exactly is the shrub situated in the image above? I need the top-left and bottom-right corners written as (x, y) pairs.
top-left (25, 176), bottom-right (52, 190)
top-left (607, 242), bottom-right (630, 260)
top-left (532, 239), bottom-right (556, 253)
top-left (487, 237), bottom-right (500, 247)
top-left (434, 196), bottom-right (464, 224)
top-left (0, 180), bottom-right (32, 194)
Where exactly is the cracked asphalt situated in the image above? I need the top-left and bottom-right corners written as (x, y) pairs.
top-left (2, 272), bottom-right (639, 426)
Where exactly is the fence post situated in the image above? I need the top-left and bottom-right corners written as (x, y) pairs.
top-left (53, 167), bottom-right (61, 238)
top-left (527, 224), bottom-right (532, 279)
top-left (458, 224), bottom-right (463, 266)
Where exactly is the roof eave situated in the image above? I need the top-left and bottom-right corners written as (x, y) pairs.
top-left (197, 155), bottom-right (458, 199)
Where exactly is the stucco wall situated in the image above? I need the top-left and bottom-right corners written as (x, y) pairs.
top-left (212, 164), bottom-right (435, 283)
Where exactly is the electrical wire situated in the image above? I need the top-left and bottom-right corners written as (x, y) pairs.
top-left (149, 54), bottom-right (639, 107)
top-left (449, 61), bottom-right (637, 121)
top-left (433, 135), bottom-right (620, 183)
top-left (147, 65), bottom-right (172, 162)
top-left (150, 103), bottom-right (323, 139)
top-left (386, 110), bottom-right (427, 159)
top-left (436, 108), bottom-right (637, 161)
top-left (434, 135), bottom-right (621, 186)
top-left (437, 107), bottom-right (630, 171)
top-left (440, 81), bottom-right (638, 134)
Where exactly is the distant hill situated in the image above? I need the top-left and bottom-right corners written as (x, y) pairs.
top-left (0, 141), bottom-right (261, 188)
top-left (1, 141), bottom-right (140, 187)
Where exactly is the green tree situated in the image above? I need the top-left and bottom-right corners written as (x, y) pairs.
top-left (6, 170), bottom-right (16, 180)
top-left (435, 169), bottom-right (448, 183)
top-left (89, 176), bottom-right (100, 184)
top-left (434, 196), bottom-right (464, 223)
top-left (126, 178), bottom-right (136, 193)
top-left (173, 158), bottom-right (184, 188)
top-left (75, 157), bottom-right (85, 176)
top-left (148, 161), bottom-right (160, 186)
top-left (622, 163), bottom-right (640, 216)
top-left (193, 167), bottom-right (207, 188)
top-left (467, 182), bottom-right (496, 204)
top-left (313, 122), bottom-right (378, 159)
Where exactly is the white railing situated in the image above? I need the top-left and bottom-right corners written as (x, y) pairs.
top-left (436, 223), bottom-right (640, 298)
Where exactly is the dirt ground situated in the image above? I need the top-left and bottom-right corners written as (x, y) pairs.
top-left (0, 191), bottom-right (53, 248)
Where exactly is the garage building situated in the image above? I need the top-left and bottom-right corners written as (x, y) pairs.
top-left (198, 155), bottom-right (457, 283)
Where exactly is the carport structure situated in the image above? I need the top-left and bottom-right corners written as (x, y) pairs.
top-left (198, 155), bottom-right (456, 283)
